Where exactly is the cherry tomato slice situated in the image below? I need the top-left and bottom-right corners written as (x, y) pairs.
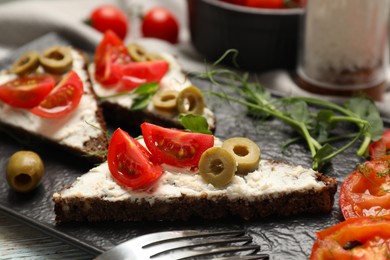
top-left (107, 128), bottom-right (163, 189)
top-left (31, 70), bottom-right (84, 118)
top-left (141, 122), bottom-right (214, 168)
top-left (94, 30), bottom-right (132, 87)
top-left (310, 216), bottom-right (390, 260)
top-left (369, 129), bottom-right (390, 160)
top-left (117, 60), bottom-right (169, 91)
top-left (90, 5), bottom-right (129, 40)
top-left (0, 74), bottom-right (55, 109)
top-left (141, 7), bottom-right (179, 44)
top-left (339, 155), bottom-right (390, 219)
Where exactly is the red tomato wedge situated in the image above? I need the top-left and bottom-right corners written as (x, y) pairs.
top-left (310, 216), bottom-right (390, 260)
top-left (369, 129), bottom-right (390, 160)
top-left (31, 70), bottom-right (84, 118)
top-left (107, 128), bottom-right (163, 189)
top-left (94, 30), bottom-right (169, 91)
top-left (141, 122), bottom-right (214, 168)
top-left (117, 60), bottom-right (169, 91)
top-left (339, 155), bottom-right (390, 219)
top-left (0, 74), bottom-right (55, 109)
top-left (94, 30), bottom-right (132, 86)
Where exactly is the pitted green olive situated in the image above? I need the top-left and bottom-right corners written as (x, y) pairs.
top-left (145, 52), bottom-right (164, 61)
top-left (152, 90), bottom-right (179, 111)
top-left (10, 51), bottom-right (40, 76)
top-left (199, 147), bottom-right (236, 188)
top-left (127, 43), bottom-right (148, 62)
top-left (39, 46), bottom-right (73, 74)
top-left (6, 151), bottom-right (44, 193)
top-left (177, 86), bottom-right (205, 115)
top-left (222, 137), bottom-right (261, 175)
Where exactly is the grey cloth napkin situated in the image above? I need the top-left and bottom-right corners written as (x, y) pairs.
top-left (0, 0), bottom-right (389, 118)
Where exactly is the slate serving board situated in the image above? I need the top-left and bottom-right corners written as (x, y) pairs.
top-left (0, 33), bottom-right (370, 259)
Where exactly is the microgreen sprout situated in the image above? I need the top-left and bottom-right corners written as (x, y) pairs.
top-left (190, 50), bottom-right (384, 170)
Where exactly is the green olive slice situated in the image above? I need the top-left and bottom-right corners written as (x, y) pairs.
top-left (127, 43), bottom-right (148, 62)
top-left (145, 52), bottom-right (164, 61)
top-left (177, 86), bottom-right (205, 115)
top-left (39, 46), bottom-right (73, 74)
top-left (199, 147), bottom-right (236, 188)
top-left (6, 151), bottom-right (44, 193)
top-left (152, 90), bottom-right (179, 111)
top-left (222, 137), bottom-right (261, 175)
top-left (10, 51), bottom-right (40, 76)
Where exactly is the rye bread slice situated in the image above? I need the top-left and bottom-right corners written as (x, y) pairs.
top-left (90, 52), bottom-right (216, 134)
top-left (53, 139), bottom-right (337, 223)
top-left (0, 48), bottom-right (108, 164)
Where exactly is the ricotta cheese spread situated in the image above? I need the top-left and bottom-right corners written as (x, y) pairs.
top-left (55, 160), bottom-right (325, 204)
top-left (90, 53), bottom-right (215, 129)
top-left (0, 49), bottom-right (104, 149)
top-left (54, 139), bottom-right (326, 205)
top-left (298, 0), bottom-right (390, 89)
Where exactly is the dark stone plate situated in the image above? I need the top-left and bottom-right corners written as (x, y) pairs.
top-left (0, 33), bottom-right (372, 259)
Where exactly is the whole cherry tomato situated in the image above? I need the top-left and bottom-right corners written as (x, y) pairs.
top-left (90, 5), bottom-right (129, 40)
top-left (244, 0), bottom-right (284, 8)
top-left (141, 7), bottom-right (179, 44)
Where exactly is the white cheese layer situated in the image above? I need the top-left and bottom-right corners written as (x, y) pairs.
top-left (0, 49), bottom-right (104, 150)
top-left (90, 53), bottom-right (215, 129)
top-left (54, 139), bottom-right (325, 204)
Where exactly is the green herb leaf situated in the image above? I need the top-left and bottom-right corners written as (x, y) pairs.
top-left (130, 83), bottom-right (159, 111)
top-left (313, 144), bottom-right (334, 169)
top-left (289, 101), bottom-right (310, 124)
top-left (345, 97), bottom-right (383, 141)
top-left (178, 114), bottom-right (212, 134)
top-left (316, 110), bottom-right (335, 143)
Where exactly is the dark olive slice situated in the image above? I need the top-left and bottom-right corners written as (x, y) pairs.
top-left (222, 137), bottom-right (261, 175)
top-left (199, 147), bottom-right (236, 188)
top-left (152, 90), bottom-right (179, 111)
top-left (177, 86), bottom-right (205, 115)
top-left (10, 51), bottom-right (40, 76)
top-left (127, 43), bottom-right (148, 62)
top-left (39, 46), bottom-right (73, 74)
top-left (6, 151), bottom-right (44, 193)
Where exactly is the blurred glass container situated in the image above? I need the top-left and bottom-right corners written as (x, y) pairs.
top-left (297, 0), bottom-right (390, 100)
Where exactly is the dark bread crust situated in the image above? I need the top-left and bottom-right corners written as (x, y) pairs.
top-left (53, 172), bottom-right (337, 223)
top-left (101, 100), bottom-right (216, 135)
top-left (0, 49), bottom-right (108, 163)
top-left (102, 101), bottom-right (184, 133)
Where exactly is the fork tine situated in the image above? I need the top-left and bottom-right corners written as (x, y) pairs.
top-left (213, 254), bottom-right (270, 260)
top-left (142, 230), bottom-right (245, 248)
top-left (149, 235), bottom-right (254, 257)
top-left (170, 244), bottom-right (261, 260)
top-left (96, 230), bottom-right (259, 260)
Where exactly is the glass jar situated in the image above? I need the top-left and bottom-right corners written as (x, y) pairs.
top-left (297, 0), bottom-right (390, 100)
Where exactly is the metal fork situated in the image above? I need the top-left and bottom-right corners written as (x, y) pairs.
top-left (95, 230), bottom-right (269, 260)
